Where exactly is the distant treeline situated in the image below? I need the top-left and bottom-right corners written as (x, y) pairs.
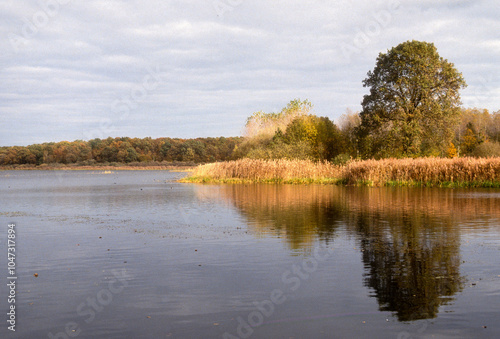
top-left (0, 136), bottom-right (243, 166)
top-left (2, 103), bottom-right (500, 167)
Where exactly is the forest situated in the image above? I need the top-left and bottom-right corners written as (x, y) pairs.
top-left (0, 136), bottom-right (242, 166)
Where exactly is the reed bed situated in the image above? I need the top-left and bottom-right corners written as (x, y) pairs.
top-left (183, 157), bottom-right (500, 187)
top-left (343, 157), bottom-right (500, 186)
top-left (185, 159), bottom-right (342, 183)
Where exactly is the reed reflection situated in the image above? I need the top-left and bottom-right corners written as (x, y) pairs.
top-left (198, 184), bottom-right (500, 321)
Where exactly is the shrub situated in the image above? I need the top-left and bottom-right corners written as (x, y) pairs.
top-left (332, 153), bottom-right (351, 165)
top-left (472, 142), bottom-right (500, 158)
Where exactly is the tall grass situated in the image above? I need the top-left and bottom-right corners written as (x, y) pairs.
top-left (183, 157), bottom-right (500, 187)
top-left (343, 157), bottom-right (500, 186)
top-left (185, 159), bottom-right (342, 183)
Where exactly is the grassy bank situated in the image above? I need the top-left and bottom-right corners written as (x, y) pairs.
top-left (181, 157), bottom-right (500, 187)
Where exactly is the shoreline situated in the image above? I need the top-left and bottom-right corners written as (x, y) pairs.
top-left (181, 176), bottom-right (500, 188)
top-left (6, 158), bottom-right (500, 188)
top-left (0, 163), bottom-right (196, 171)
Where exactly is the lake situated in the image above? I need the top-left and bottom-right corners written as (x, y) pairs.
top-left (1, 170), bottom-right (499, 338)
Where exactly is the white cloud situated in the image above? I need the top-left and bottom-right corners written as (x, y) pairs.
top-left (1, 0), bottom-right (499, 146)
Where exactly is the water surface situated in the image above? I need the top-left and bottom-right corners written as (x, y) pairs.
top-left (1, 170), bottom-right (499, 338)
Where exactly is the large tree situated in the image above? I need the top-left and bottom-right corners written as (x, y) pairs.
top-left (358, 40), bottom-right (467, 157)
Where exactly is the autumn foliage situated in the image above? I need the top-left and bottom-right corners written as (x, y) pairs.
top-left (0, 136), bottom-right (242, 166)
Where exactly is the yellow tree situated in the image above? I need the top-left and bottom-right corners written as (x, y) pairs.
top-left (244, 99), bottom-right (312, 138)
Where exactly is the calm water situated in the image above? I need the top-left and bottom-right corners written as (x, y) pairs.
top-left (1, 170), bottom-right (500, 338)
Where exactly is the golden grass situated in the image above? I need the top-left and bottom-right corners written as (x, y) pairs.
top-left (184, 159), bottom-right (342, 183)
top-left (343, 157), bottom-right (500, 186)
top-left (182, 157), bottom-right (500, 187)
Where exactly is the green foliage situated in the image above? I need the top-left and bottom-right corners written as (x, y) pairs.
top-left (246, 140), bottom-right (313, 160)
top-left (461, 126), bottom-right (481, 155)
top-left (332, 153), bottom-right (351, 165)
top-left (337, 109), bottom-right (361, 158)
top-left (472, 141), bottom-right (500, 158)
top-left (358, 40), bottom-right (467, 158)
top-left (282, 115), bottom-right (344, 160)
top-left (238, 99), bottom-right (346, 161)
top-left (454, 108), bottom-right (497, 155)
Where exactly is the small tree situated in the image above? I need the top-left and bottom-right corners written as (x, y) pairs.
top-left (358, 40), bottom-right (467, 158)
top-left (472, 141), bottom-right (500, 158)
top-left (338, 109), bottom-right (361, 158)
top-left (283, 115), bottom-right (343, 160)
top-left (244, 99), bottom-right (312, 138)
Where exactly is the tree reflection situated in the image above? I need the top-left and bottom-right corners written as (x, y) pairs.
top-left (197, 184), bottom-right (500, 321)
top-left (340, 188), bottom-right (470, 321)
top-left (212, 184), bottom-right (343, 251)
top-left (352, 208), bottom-right (462, 321)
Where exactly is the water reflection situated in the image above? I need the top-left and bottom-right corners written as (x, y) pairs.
top-left (197, 184), bottom-right (500, 321)
top-left (197, 185), bottom-right (343, 250)
top-left (351, 200), bottom-right (462, 321)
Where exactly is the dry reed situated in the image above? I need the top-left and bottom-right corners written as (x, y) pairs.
top-left (342, 157), bottom-right (500, 185)
top-left (183, 157), bottom-right (500, 186)
top-left (186, 159), bottom-right (342, 183)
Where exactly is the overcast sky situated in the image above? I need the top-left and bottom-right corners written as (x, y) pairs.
top-left (1, 0), bottom-right (499, 146)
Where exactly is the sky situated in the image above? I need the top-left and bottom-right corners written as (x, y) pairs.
top-left (1, 0), bottom-right (499, 146)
